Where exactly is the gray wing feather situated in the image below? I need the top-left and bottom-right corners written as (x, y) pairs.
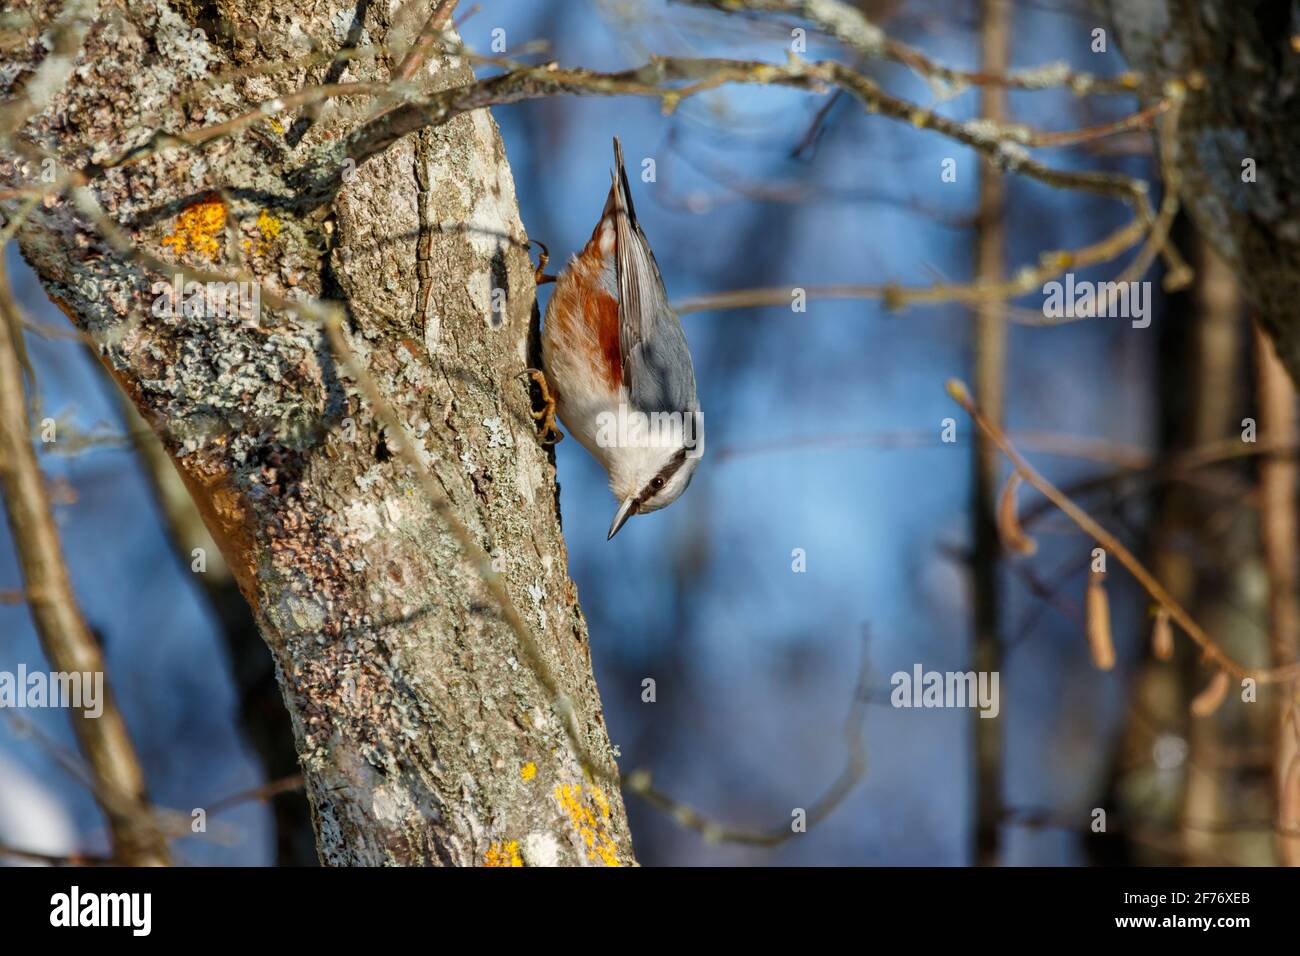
top-left (610, 138), bottom-right (699, 415)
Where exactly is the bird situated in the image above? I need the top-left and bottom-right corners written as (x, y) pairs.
top-left (526, 137), bottom-right (704, 541)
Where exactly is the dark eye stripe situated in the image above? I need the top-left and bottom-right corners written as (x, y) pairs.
top-left (638, 448), bottom-right (689, 503)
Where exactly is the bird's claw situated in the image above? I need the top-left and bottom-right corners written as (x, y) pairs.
top-left (530, 238), bottom-right (556, 285)
top-left (519, 368), bottom-right (564, 444)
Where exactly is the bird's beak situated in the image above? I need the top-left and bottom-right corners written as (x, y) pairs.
top-left (607, 497), bottom-right (637, 540)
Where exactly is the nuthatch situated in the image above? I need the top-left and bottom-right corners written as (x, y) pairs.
top-left (527, 138), bottom-right (703, 540)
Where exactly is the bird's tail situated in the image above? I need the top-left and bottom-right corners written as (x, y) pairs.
top-left (603, 136), bottom-right (639, 227)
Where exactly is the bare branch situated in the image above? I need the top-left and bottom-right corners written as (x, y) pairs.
top-left (682, 0), bottom-right (1141, 94)
top-left (0, 258), bottom-right (170, 865)
top-left (947, 378), bottom-right (1300, 686)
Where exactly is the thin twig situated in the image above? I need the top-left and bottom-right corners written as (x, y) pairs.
top-left (946, 378), bottom-right (1300, 685)
top-left (206, 774), bottom-right (306, 816)
top-left (0, 843), bottom-right (113, 866)
top-left (392, 0), bottom-right (460, 83)
top-left (683, 0), bottom-right (1141, 94)
top-left (622, 627), bottom-right (871, 846)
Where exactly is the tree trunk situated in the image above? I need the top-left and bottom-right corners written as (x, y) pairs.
top-left (970, 0), bottom-right (1009, 867)
top-left (4, 0), bottom-right (634, 866)
top-left (1105, 0), bottom-right (1300, 384)
top-left (110, 384), bottom-right (317, 865)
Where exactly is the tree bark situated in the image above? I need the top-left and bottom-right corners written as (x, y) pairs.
top-left (108, 378), bottom-right (318, 865)
top-left (1105, 0), bottom-right (1300, 384)
top-left (3, 0), bottom-right (634, 866)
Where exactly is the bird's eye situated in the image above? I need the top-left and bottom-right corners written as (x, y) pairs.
top-left (651, 476), bottom-right (665, 490)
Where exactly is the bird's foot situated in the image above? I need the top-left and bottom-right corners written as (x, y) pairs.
top-left (530, 239), bottom-right (556, 285)
top-left (519, 368), bottom-right (564, 444)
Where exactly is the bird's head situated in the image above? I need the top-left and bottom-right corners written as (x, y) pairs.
top-left (603, 408), bottom-right (704, 539)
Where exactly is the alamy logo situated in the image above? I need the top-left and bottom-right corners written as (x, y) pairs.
top-left (595, 405), bottom-right (704, 458)
top-left (50, 886), bottom-right (151, 936)
top-left (1042, 274), bottom-right (1151, 328)
top-left (0, 665), bottom-right (103, 718)
top-left (891, 665), bottom-right (1000, 719)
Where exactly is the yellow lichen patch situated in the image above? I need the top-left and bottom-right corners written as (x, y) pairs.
top-left (520, 761), bottom-right (538, 782)
top-left (243, 209), bottom-right (282, 257)
top-left (483, 840), bottom-right (523, 867)
top-left (161, 195), bottom-right (226, 261)
top-left (554, 783), bottom-right (621, 867)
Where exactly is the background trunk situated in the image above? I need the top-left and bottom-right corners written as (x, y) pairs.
top-left (1106, 0), bottom-right (1300, 385)
top-left (5, 0), bottom-right (634, 866)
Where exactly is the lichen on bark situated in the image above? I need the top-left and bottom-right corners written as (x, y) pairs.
top-left (1106, 0), bottom-right (1300, 383)
top-left (4, 0), bottom-right (635, 865)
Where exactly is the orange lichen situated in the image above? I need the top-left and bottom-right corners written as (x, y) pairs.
top-left (243, 209), bottom-right (282, 257)
top-left (161, 195), bottom-right (226, 261)
top-left (554, 783), bottom-right (620, 867)
top-left (520, 762), bottom-right (538, 782)
top-left (484, 840), bottom-right (523, 867)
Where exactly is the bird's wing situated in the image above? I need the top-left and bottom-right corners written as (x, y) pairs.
top-left (610, 137), bottom-right (698, 414)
